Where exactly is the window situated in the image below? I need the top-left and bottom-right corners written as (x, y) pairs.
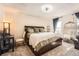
top-left (75, 12), bottom-right (79, 33)
top-left (76, 18), bottom-right (79, 33)
top-left (55, 21), bottom-right (62, 33)
top-left (77, 18), bottom-right (79, 23)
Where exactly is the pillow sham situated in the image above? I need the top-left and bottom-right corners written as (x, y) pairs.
top-left (27, 28), bottom-right (34, 33)
top-left (34, 28), bottom-right (39, 33)
top-left (39, 28), bottom-right (44, 32)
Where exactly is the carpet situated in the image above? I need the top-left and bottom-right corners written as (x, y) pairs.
top-left (2, 42), bottom-right (78, 56)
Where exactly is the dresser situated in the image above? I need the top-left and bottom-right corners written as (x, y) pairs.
top-left (0, 33), bottom-right (15, 55)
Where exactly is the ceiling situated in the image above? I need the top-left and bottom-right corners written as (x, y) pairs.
top-left (0, 3), bottom-right (79, 19)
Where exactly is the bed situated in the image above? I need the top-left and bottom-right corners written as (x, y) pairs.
top-left (24, 26), bottom-right (63, 56)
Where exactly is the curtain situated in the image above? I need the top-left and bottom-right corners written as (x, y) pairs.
top-left (55, 20), bottom-right (62, 33)
top-left (75, 12), bottom-right (79, 34)
top-left (53, 18), bottom-right (59, 32)
top-left (75, 12), bottom-right (79, 25)
top-left (75, 12), bottom-right (79, 18)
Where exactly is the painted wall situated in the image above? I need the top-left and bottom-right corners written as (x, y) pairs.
top-left (0, 11), bottom-right (53, 39)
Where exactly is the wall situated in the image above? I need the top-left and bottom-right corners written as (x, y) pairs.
top-left (0, 10), bottom-right (52, 39)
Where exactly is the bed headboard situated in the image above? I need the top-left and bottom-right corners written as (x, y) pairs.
top-left (24, 26), bottom-right (45, 45)
top-left (24, 26), bottom-right (45, 33)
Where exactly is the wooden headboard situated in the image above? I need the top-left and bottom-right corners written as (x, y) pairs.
top-left (24, 25), bottom-right (45, 45)
top-left (24, 26), bottom-right (44, 32)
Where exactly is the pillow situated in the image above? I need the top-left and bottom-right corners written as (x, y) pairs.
top-left (34, 28), bottom-right (39, 33)
top-left (39, 28), bottom-right (44, 32)
top-left (27, 28), bottom-right (34, 33)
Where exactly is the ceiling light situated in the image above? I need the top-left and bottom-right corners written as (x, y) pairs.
top-left (41, 4), bottom-right (53, 13)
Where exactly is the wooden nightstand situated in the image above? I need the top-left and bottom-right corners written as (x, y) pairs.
top-left (0, 35), bottom-right (15, 55)
top-left (4, 35), bottom-right (15, 51)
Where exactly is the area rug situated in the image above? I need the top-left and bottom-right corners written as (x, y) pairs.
top-left (2, 42), bottom-right (77, 56)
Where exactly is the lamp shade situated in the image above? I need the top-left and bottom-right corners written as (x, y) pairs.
top-left (3, 22), bottom-right (10, 35)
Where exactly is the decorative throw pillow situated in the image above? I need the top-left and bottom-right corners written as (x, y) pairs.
top-left (34, 28), bottom-right (39, 33)
top-left (39, 28), bottom-right (44, 32)
top-left (27, 28), bottom-right (34, 33)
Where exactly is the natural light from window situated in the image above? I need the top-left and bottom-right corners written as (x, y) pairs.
top-left (77, 19), bottom-right (79, 25)
top-left (55, 21), bottom-right (62, 33)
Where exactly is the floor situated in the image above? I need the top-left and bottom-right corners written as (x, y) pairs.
top-left (1, 42), bottom-right (79, 56)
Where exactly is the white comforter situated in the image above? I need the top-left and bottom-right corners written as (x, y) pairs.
top-left (29, 32), bottom-right (62, 48)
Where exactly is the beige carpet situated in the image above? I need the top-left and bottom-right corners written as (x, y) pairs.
top-left (1, 45), bottom-right (34, 56)
top-left (43, 42), bottom-right (74, 56)
top-left (1, 42), bottom-right (74, 56)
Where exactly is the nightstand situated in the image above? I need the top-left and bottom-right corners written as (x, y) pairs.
top-left (4, 35), bottom-right (15, 51)
top-left (0, 35), bottom-right (15, 55)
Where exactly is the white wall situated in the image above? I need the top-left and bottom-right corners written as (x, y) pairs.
top-left (0, 10), bottom-right (52, 39)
